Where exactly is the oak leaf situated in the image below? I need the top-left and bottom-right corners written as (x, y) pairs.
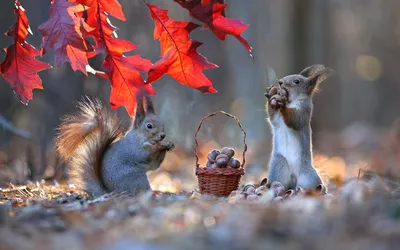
top-left (38, 0), bottom-right (93, 74)
top-left (175, 0), bottom-right (252, 56)
top-left (0, 1), bottom-right (51, 104)
top-left (97, 6), bottom-right (154, 116)
top-left (146, 3), bottom-right (218, 93)
top-left (72, 0), bottom-right (126, 45)
top-left (71, 1), bottom-right (153, 116)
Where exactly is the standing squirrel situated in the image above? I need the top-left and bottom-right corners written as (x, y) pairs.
top-left (55, 96), bottom-right (174, 197)
top-left (265, 64), bottom-right (334, 193)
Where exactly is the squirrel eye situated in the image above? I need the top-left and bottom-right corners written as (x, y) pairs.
top-left (146, 123), bottom-right (153, 129)
top-left (293, 79), bottom-right (300, 84)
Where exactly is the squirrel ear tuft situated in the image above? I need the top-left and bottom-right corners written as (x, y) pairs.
top-left (143, 95), bottom-right (155, 114)
top-left (300, 64), bottom-right (334, 95)
top-left (134, 98), bottom-right (146, 127)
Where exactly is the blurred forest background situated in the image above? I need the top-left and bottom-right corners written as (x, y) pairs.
top-left (1, 0), bottom-right (400, 188)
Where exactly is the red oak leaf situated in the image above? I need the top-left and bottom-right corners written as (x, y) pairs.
top-left (175, 0), bottom-right (252, 56)
top-left (73, 0), bottom-right (126, 24)
top-left (202, 0), bottom-right (225, 6)
top-left (38, 0), bottom-right (94, 74)
top-left (97, 6), bottom-right (154, 116)
top-left (70, 0), bottom-right (150, 116)
top-left (146, 4), bottom-right (218, 93)
top-left (71, 0), bottom-right (126, 44)
top-left (0, 1), bottom-right (51, 104)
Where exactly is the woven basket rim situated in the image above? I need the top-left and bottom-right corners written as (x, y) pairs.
top-left (194, 111), bottom-right (248, 169)
top-left (196, 167), bottom-right (245, 176)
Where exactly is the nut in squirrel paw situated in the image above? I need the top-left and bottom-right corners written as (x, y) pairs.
top-left (205, 147), bottom-right (241, 169)
top-left (265, 86), bottom-right (288, 110)
top-left (265, 85), bottom-right (278, 99)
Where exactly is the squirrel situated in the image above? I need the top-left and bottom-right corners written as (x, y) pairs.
top-left (55, 95), bottom-right (175, 197)
top-left (264, 64), bottom-right (334, 193)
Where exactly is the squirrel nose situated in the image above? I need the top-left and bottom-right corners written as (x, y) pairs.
top-left (278, 79), bottom-right (283, 86)
top-left (160, 133), bottom-right (165, 140)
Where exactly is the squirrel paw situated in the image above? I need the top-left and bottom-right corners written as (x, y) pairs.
top-left (265, 85), bottom-right (278, 99)
top-left (270, 94), bottom-right (287, 110)
top-left (161, 141), bottom-right (175, 151)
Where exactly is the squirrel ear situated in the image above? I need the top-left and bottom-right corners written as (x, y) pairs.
top-left (143, 95), bottom-right (155, 114)
top-left (134, 98), bottom-right (146, 127)
top-left (300, 64), bottom-right (334, 95)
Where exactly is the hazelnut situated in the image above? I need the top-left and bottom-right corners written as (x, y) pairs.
top-left (243, 184), bottom-right (256, 194)
top-left (207, 150), bottom-right (220, 163)
top-left (221, 147), bottom-right (235, 158)
top-left (259, 178), bottom-right (269, 187)
top-left (227, 158), bottom-right (240, 169)
top-left (266, 86), bottom-right (278, 97)
top-left (246, 194), bottom-right (259, 201)
top-left (255, 185), bottom-right (268, 196)
top-left (295, 186), bottom-right (305, 195)
top-left (278, 87), bottom-right (288, 98)
top-left (270, 99), bottom-right (280, 110)
top-left (216, 153), bottom-right (228, 161)
top-left (239, 193), bottom-right (247, 200)
top-left (316, 184), bottom-right (326, 194)
top-left (284, 189), bottom-right (295, 198)
top-left (216, 157), bottom-right (228, 168)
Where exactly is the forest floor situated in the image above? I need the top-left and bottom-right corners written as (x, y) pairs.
top-left (1, 128), bottom-right (400, 250)
top-left (1, 170), bottom-right (400, 250)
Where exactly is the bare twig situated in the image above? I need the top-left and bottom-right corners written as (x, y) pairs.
top-left (0, 114), bottom-right (31, 139)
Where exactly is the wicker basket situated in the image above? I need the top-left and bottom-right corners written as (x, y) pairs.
top-left (194, 111), bottom-right (248, 197)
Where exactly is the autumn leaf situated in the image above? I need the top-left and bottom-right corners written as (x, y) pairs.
top-left (0, 1), bottom-right (51, 104)
top-left (201, 0), bottom-right (226, 9)
top-left (96, 5), bottom-right (154, 116)
top-left (175, 0), bottom-right (252, 56)
top-left (72, 0), bottom-right (126, 24)
top-left (146, 4), bottom-right (218, 93)
top-left (68, 0), bottom-right (152, 116)
top-left (71, 0), bottom-right (126, 44)
top-left (38, 0), bottom-right (94, 74)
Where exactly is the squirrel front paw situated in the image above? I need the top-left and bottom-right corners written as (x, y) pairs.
top-left (265, 85), bottom-right (278, 99)
top-left (265, 86), bottom-right (288, 110)
top-left (269, 93), bottom-right (287, 110)
top-left (161, 141), bottom-right (175, 151)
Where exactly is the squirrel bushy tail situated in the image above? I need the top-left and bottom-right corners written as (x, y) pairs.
top-left (55, 97), bottom-right (124, 196)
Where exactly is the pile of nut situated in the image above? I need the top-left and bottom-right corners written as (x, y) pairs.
top-left (205, 147), bottom-right (241, 169)
top-left (229, 178), bottom-right (328, 204)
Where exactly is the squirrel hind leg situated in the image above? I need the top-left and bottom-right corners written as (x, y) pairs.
top-left (296, 171), bottom-right (326, 193)
top-left (268, 154), bottom-right (296, 190)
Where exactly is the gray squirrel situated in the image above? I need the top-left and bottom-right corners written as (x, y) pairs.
top-left (265, 64), bottom-right (334, 193)
top-left (55, 95), bottom-right (174, 197)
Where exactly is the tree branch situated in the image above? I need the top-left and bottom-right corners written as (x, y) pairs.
top-left (0, 115), bottom-right (31, 139)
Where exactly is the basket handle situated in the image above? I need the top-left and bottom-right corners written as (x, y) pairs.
top-left (194, 111), bottom-right (248, 169)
